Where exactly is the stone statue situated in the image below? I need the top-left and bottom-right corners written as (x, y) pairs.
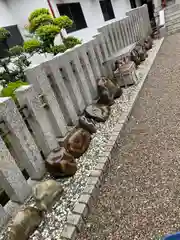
top-left (144, 36), bottom-right (153, 50)
top-left (79, 116), bottom-right (97, 134)
top-left (85, 103), bottom-right (110, 122)
top-left (130, 49), bottom-right (141, 67)
top-left (135, 42), bottom-right (148, 62)
top-left (64, 128), bottom-right (91, 158)
top-left (97, 77), bottom-right (114, 105)
top-left (33, 179), bottom-right (63, 211)
top-left (6, 207), bottom-right (42, 240)
top-left (111, 78), bottom-right (123, 98)
top-left (97, 77), bottom-right (122, 105)
top-left (45, 148), bottom-right (77, 178)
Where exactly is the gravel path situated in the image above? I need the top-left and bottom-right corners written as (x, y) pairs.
top-left (77, 34), bottom-right (180, 240)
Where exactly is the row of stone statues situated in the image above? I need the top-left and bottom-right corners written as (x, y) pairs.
top-left (113, 36), bottom-right (153, 88)
top-left (44, 76), bottom-right (123, 179)
top-left (43, 37), bottom-right (154, 180)
top-left (45, 35), bottom-right (154, 181)
top-left (5, 76), bottom-right (124, 239)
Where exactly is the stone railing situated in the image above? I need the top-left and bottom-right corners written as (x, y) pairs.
top-left (0, 4), bottom-right (151, 228)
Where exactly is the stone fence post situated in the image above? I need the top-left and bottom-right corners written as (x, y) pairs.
top-left (0, 135), bottom-right (31, 203)
top-left (72, 44), bottom-right (98, 100)
top-left (15, 85), bottom-right (59, 157)
top-left (0, 97), bottom-right (45, 180)
top-left (126, 4), bottom-right (152, 41)
top-left (25, 64), bottom-right (68, 133)
top-left (46, 52), bottom-right (86, 115)
top-left (86, 39), bottom-right (102, 80)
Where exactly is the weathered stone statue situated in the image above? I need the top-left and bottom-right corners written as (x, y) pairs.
top-left (64, 128), bottom-right (91, 158)
top-left (6, 207), bottom-right (43, 240)
top-left (144, 36), bottom-right (153, 50)
top-left (97, 77), bottom-right (114, 105)
top-left (114, 59), bottom-right (124, 70)
top-left (111, 78), bottom-right (123, 98)
top-left (79, 116), bottom-right (97, 134)
top-left (33, 180), bottom-right (63, 211)
top-left (114, 60), bottom-right (138, 87)
top-left (45, 148), bottom-right (77, 178)
top-left (85, 103), bottom-right (110, 122)
top-left (97, 77), bottom-right (122, 105)
top-left (135, 42), bottom-right (148, 62)
top-left (130, 49), bottom-right (141, 67)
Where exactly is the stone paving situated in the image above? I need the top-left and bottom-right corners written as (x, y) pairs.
top-left (77, 34), bottom-right (180, 240)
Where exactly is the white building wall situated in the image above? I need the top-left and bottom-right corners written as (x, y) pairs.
top-left (52, 0), bottom-right (131, 41)
top-left (51, 0), bottom-right (105, 41)
top-left (111, 0), bottom-right (131, 19)
top-left (0, 0), bottom-right (15, 27)
top-left (6, 0), bottom-right (49, 38)
top-left (5, 0), bottom-right (131, 41)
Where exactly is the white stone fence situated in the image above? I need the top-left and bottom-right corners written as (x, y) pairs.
top-left (0, 5), bottom-right (151, 228)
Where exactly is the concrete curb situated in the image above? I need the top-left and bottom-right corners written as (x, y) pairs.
top-left (60, 37), bottom-right (165, 240)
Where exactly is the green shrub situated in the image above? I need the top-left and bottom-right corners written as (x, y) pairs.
top-left (63, 36), bottom-right (82, 49)
top-left (50, 44), bottom-right (67, 55)
top-left (1, 81), bottom-right (28, 102)
top-left (36, 25), bottom-right (60, 48)
top-left (29, 8), bottom-right (50, 22)
top-left (53, 16), bottom-right (73, 29)
top-left (23, 39), bottom-right (42, 54)
top-left (0, 27), bottom-right (10, 41)
top-left (29, 14), bottom-right (53, 33)
top-left (9, 45), bottom-right (24, 56)
top-left (26, 9), bottom-right (78, 54)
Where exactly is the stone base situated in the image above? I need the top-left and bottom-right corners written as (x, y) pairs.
top-left (115, 62), bottom-right (138, 87)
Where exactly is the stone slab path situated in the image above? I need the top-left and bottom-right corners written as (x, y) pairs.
top-left (77, 34), bottom-right (180, 240)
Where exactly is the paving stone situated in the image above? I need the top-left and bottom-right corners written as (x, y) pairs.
top-left (67, 213), bottom-right (84, 231)
top-left (61, 224), bottom-right (77, 240)
top-left (98, 151), bottom-right (110, 158)
top-left (109, 135), bottom-right (118, 144)
top-left (90, 169), bottom-right (103, 178)
top-left (113, 123), bottom-right (124, 133)
top-left (98, 156), bottom-right (110, 166)
top-left (83, 184), bottom-right (100, 200)
top-left (72, 203), bottom-right (88, 219)
top-left (87, 176), bottom-right (101, 187)
top-left (78, 194), bottom-right (94, 210)
top-left (95, 162), bottom-right (107, 173)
